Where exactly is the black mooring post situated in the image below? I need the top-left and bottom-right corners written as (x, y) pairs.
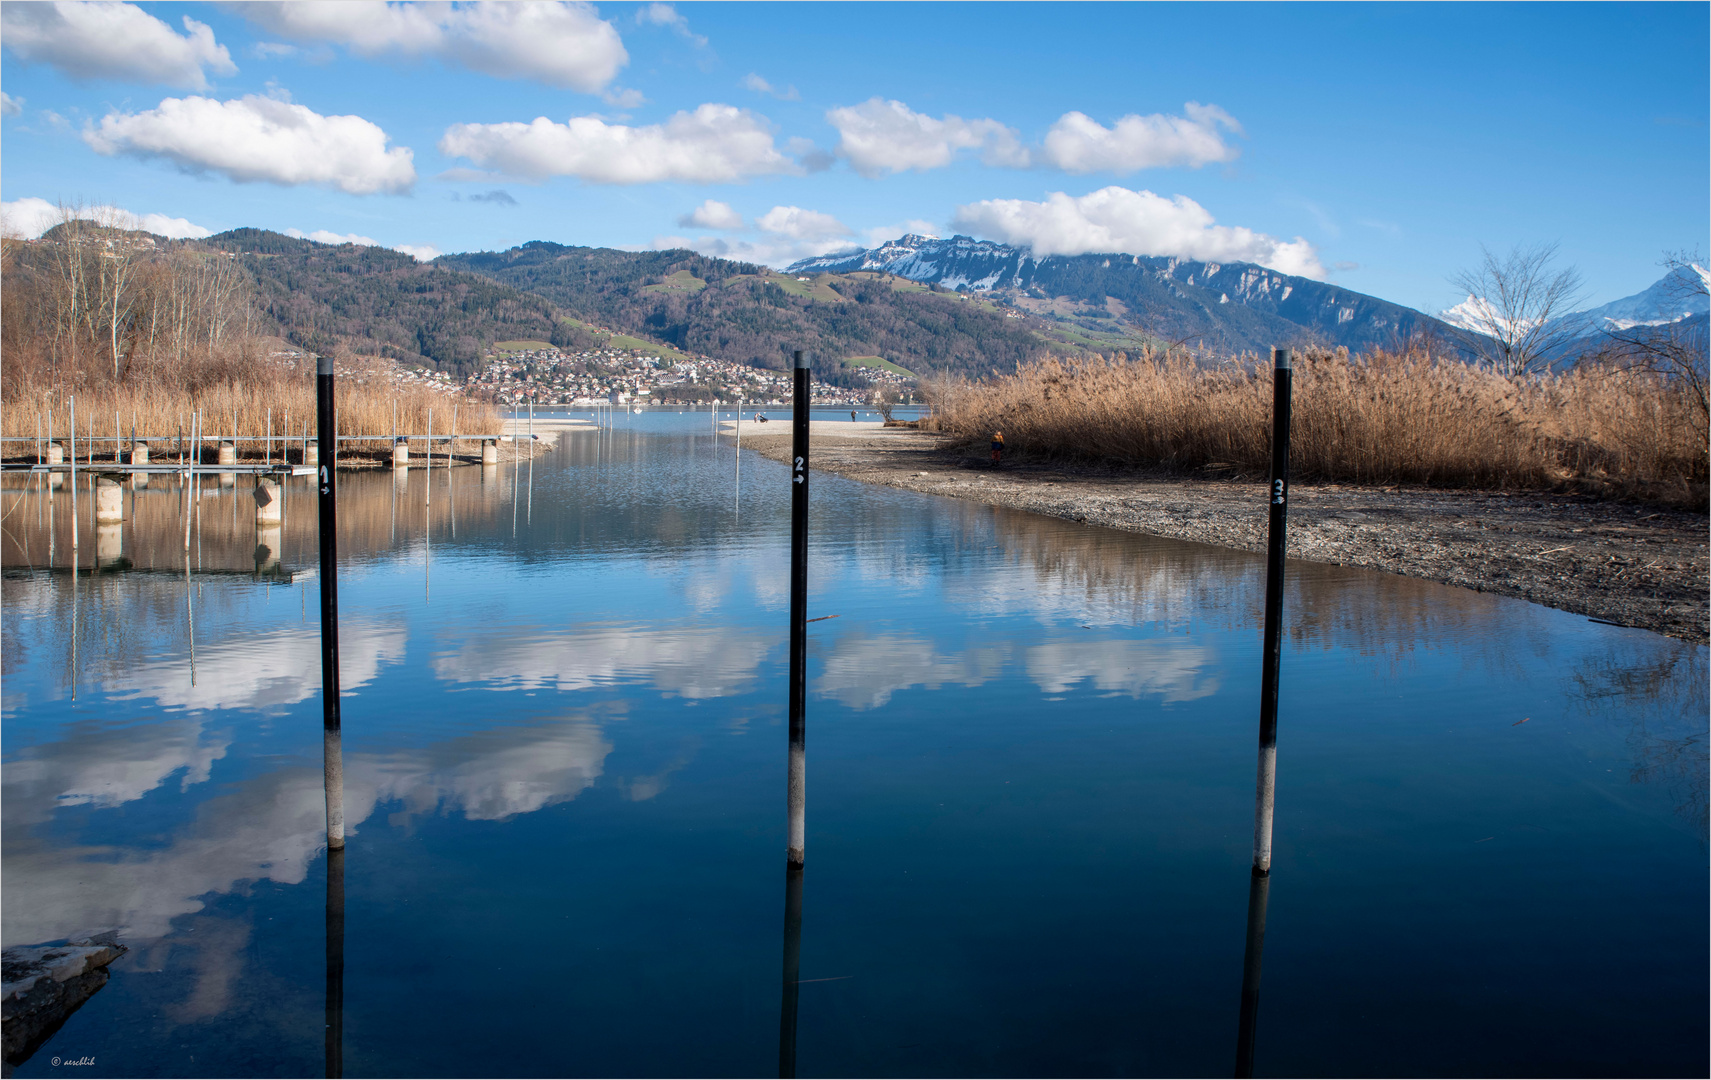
top-left (1252, 345), bottom-right (1292, 874)
top-left (777, 862), bottom-right (804, 1079)
top-left (325, 845), bottom-right (346, 1080)
top-left (787, 350), bottom-right (810, 867)
top-left (1233, 867), bottom-right (1271, 1078)
top-left (316, 355), bottom-right (346, 850)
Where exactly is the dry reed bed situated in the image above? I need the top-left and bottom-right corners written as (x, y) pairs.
top-left (927, 349), bottom-right (1708, 507)
top-left (4, 348), bottom-right (498, 460)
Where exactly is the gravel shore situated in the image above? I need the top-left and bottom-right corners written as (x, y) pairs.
top-left (735, 426), bottom-right (1708, 644)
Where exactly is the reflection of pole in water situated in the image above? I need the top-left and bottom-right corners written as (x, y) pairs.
top-left (525, 449), bottom-right (533, 527)
top-left (325, 845), bottom-right (345, 1079)
top-left (1233, 869), bottom-right (1272, 1078)
top-left (187, 563), bottom-right (196, 687)
top-left (70, 553), bottom-right (80, 700)
top-left (777, 863), bottom-right (804, 1079)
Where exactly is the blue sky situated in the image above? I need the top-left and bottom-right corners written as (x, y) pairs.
top-left (1, 1), bottom-right (1704, 313)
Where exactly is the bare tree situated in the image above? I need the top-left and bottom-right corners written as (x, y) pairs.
top-left (1449, 242), bottom-right (1588, 375)
top-left (1598, 250), bottom-right (1709, 439)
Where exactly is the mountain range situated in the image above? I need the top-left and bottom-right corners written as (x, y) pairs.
top-left (788, 235), bottom-right (1460, 355)
top-left (84, 226), bottom-right (1700, 385)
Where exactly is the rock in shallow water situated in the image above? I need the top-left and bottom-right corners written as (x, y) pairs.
top-left (2, 941), bottom-right (127, 1067)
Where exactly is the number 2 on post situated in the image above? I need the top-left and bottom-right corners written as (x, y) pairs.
top-left (793, 456), bottom-right (804, 483)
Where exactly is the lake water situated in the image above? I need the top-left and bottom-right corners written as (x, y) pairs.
top-left (3, 409), bottom-right (1705, 1078)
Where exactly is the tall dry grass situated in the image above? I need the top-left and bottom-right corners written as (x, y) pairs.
top-left (926, 347), bottom-right (1708, 507)
top-left (3, 342), bottom-right (499, 461)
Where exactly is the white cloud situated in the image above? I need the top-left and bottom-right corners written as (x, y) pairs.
top-left (439, 103), bottom-right (795, 184)
top-left (0, 91), bottom-right (22, 118)
top-left (678, 199), bottom-right (745, 230)
top-left (953, 186), bottom-right (1326, 279)
top-left (757, 205), bottom-right (852, 241)
top-left (239, 0), bottom-right (626, 91)
top-left (1040, 102), bottom-right (1242, 173)
top-left (653, 232), bottom-right (859, 269)
top-left (601, 86), bottom-right (647, 108)
top-left (827, 98), bottom-right (1029, 177)
top-left (742, 73), bottom-right (799, 101)
top-left (286, 227), bottom-right (380, 247)
top-left (0, 1), bottom-right (236, 89)
top-left (635, 2), bottom-right (707, 46)
top-left (84, 94), bottom-right (416, 195)
top-left (284, 228), bottom-right (440, 262)
top-left (0, 196), bottom-right (212, 240)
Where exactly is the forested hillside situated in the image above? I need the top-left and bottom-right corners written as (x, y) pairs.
top-left (203, 229), bottom-right (567, 378)
top-left (437, 242), bottom-right (1054, 378)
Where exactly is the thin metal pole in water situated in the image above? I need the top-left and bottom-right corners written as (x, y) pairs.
top-left (777, 862), bottom-right (804, 1079)
top-left (326, 845), bottom-right (345, 1079)
top-left (266, 407), bottom-right (272, 467)
top-left (69, 397), bottom-right (79, 549)
top-left (316, 355), bottom-right (346, 851)
top-left (184, 412), bottom-right (197, 551)
top-left (787, 350), bottom-right (810, 867)
top-left (426, 408), bottom-right (433, 507)
top-left (1234, 868), bottom-right (1272, 1077)
top-left (1252, 346), bottom-right (1293, 875)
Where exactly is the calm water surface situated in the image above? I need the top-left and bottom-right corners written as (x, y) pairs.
top-left (3, 409), bottom-right (1705, 1077)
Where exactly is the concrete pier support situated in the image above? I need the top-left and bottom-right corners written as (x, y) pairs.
top-left (392, 440), bottom-right (410, 469)
top-left (303, 442), bottom-right (319, 467)
top-left (46, 443), bottom-right (64, 465)
top-left (94, 478), bottom-right (124, 523)
top-left (131, 441), bottom-right (150, 488)
top-left (255, 478), bottom-right (283, 525)
top-left (481, 439), bottom-right (498, 465)
top-left (255, 525), bottom-right (283, 573)
top-left (96, 523), bottom-right (124, 568)
top-left (217, 442), bottom-right (237, 466)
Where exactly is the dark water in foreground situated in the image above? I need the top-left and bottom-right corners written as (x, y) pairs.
top-left (3, 410), bottom-right (1705, 1078)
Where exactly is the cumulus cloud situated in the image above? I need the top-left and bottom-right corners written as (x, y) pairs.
top-left (757, 205), bottom-right (852, 241)
top-left (286, 227), bottom-right (380, 247)
top-left (1, 91), bottom-right (23, 118)
top-left (653, 232), bottom-right (858, 269)
top-left (828, 98), bottom-right (1029, 177)
top-left (439, 103), bottom-right (795, 184)
top-left (285, 227), bottom-right (440, 262)
top-left (238, 0), bottom-right (626, 91)
top-left (1040, 102), bottom-right (1242, 173)
top-left (84, 94), bottom-right (416, 195)
top-left (1, 1), bottom-right (236, 89)
top-left (635, 2), bottom-right (707, 46)
top-left (953, 186), bottom-right (1325, 278)
top-left (678, 199), bottom-right (744, 230)
top-left (0, 196), bottom-right (212, 240)
top-left (742, 73), bottom-right (799, 101)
